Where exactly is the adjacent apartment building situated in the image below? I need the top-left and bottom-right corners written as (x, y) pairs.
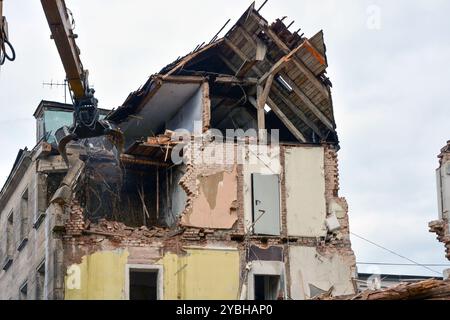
top-left (0, 4), bottom-right (357, 300)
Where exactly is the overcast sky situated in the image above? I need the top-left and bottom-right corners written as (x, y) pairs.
top-left (0, 0), bottom-right (449, 277)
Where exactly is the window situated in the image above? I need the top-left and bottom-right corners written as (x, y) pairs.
top-left (247, 261), bottom-right (286, 300)
top-left (19, 282), bottom-right (28, 300)
top-left (125, 265), bottom-right (163, 300)
top-left (6, 212), bottom-right (14, 256)
top-left (36, 260), bottom-right (46, 300)
top-left (251, 173), bottom-right (281, 235)
top-left (18, 189), bottom-right (29, 250)
top-left (42, 110), bottom-right (73, 144)
top-left (254, 275), bottom-right (281, 300)
top-left (2, 212), bottom-right (14, 271)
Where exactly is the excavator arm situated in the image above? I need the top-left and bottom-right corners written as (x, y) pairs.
top-left (41, 0), bottom-right (86, 98)
top-left (40, 0), bottom-right (123, 161)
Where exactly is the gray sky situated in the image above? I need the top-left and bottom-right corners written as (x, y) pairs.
top-left (0, 0), bottom-right (449, 276)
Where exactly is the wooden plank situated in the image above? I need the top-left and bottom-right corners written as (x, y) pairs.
top-left (264, 28), bottom-right (330, 99)
top-left (271, 85), bottom-right (324, 139)
top-left (224, 37), bottom-right (322, 139)
top-left (256, 85), bottom-right (266, 131)
top-left (163, 39), bottom-right (224, 77)
top-left (249, 96), bottom-right (306, 143)
top-left (120, 154), bottom-right (170, 167)
top-left (202, 81), bottom-right (211, 132)
top-left (266, 98), bottom-right (307, 142)
top-left (279, 71), bottom-right (334, 130)
top-left (257, 40), bottom-right (307, 85)
top-left (236, 59), bottom-right (257, 77)
top-left (224, 38), bottom-right (249, 62)
top-left (159, 74), bottom-right (257, 85)
top-left (258, 73), bottom-right (274, 109)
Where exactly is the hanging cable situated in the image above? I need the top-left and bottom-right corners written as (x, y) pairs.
top-left (351, 232), bottom-right (442, 275)
top-left (0, 15), bottom-right (16, 66)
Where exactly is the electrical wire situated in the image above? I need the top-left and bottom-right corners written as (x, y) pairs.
top-left (356, 262), bottom-right (450, 267)
top-left (0, 17), bottom-right (16, 66)
top-left (350, 232), bottom-right (442, 275)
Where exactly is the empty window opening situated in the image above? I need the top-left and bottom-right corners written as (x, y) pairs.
top-left (36, 261), bottom-right (45, 300)
top-left (276, 75), bottom-right (293, 93)
top-left (19, 282), bottom-right (28, 301)
top-left (129, 269), bottom-right (159, 300)
top-left (6, 212), bottom-right (14, 257)
top-left (264, 104), bottom-right (272, 113)
top-left (254, 275), bottom-right (281, 300)
top-left (19, 189), bottom-right (29, 248)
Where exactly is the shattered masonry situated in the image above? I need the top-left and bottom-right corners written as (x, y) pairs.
top-left (0, 3), bottom-right (357, 300)
top-left (429, 141), bottom-right (450, 261)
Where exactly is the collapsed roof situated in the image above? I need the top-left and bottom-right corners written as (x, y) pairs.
top-left (108, 3), bottom-right (339, 148)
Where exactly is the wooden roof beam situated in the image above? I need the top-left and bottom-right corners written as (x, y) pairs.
top-left (278, 71), bottom-right (334, 130)
top-left (227, 29), bottom-right (334, 133)
top-left (263, 27), bottom-right (330, 99)
top-left (224, 37), bottom-right (324, 139)
top-left (249, 96), bottom-right (307, 143)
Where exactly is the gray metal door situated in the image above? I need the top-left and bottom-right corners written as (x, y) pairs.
top-left (252, 173), bottom-right (281, 235)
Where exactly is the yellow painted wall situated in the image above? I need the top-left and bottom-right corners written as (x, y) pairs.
top-left (65, 250), bottom-right (128, 300)
top-left (160, 248), bottom-right (240, 300)
top-left (64, 247), bottom-right (240, 300)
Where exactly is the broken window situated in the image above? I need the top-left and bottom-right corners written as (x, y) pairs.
top-left (42, 110), bottom-right (74, 144)
top-left (35, 260), bottom-right (45, 300)
top-left (18, 188), bottom-right (29, 250)
top-left (251, 173), bottom-right (281, 235)
top-left (127, 267), bottom-right (161, 300)
top-left (19, 282), bottom-right (28, 300)
top-left (254, 275), bottom-right (281, 300)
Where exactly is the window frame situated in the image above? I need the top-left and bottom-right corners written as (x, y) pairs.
top-left (124, 264), bottom-right (164, 300)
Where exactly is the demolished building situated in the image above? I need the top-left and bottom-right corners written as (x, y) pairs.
top-left (429, 141), bottom-right (450, 262)
top-left (0, 4), bottom-right (357, 300)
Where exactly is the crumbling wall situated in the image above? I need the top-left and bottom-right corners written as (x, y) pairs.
top-left (159, 165), bottom-right (187, 228)
top-left (179, 141), bottom-right (238, 229)
top-left (429, 141), bottom-right (450, 260)
top-left (288, 246), bottom-right (357, 299)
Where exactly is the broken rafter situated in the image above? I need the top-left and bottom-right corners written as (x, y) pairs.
top-left (271, 85), bottom-right (324, 139)
top-left (236, 60), bottom-right (258, 78)
top-left (163, 39), bottom-right (224, 78)
top-left (266, 97), bottom-right (307, 142)
top-left (158, 74), bottom-right (258, 86)
top-left (258, 36), bottom-right (308, 85)
top-left (249, 96), bottom-right (306, 142)
top-left (120, 154), bottom-right (170, 167)
top-left (278, 71), bottom-right (334, 130)
top-left (263, 27), bottom-right (330, 99)
top-left (224, 38), bottom-right (323, 139)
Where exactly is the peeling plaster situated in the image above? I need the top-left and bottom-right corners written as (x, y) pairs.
top-left (181, 166), bottom-right (238, 229)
